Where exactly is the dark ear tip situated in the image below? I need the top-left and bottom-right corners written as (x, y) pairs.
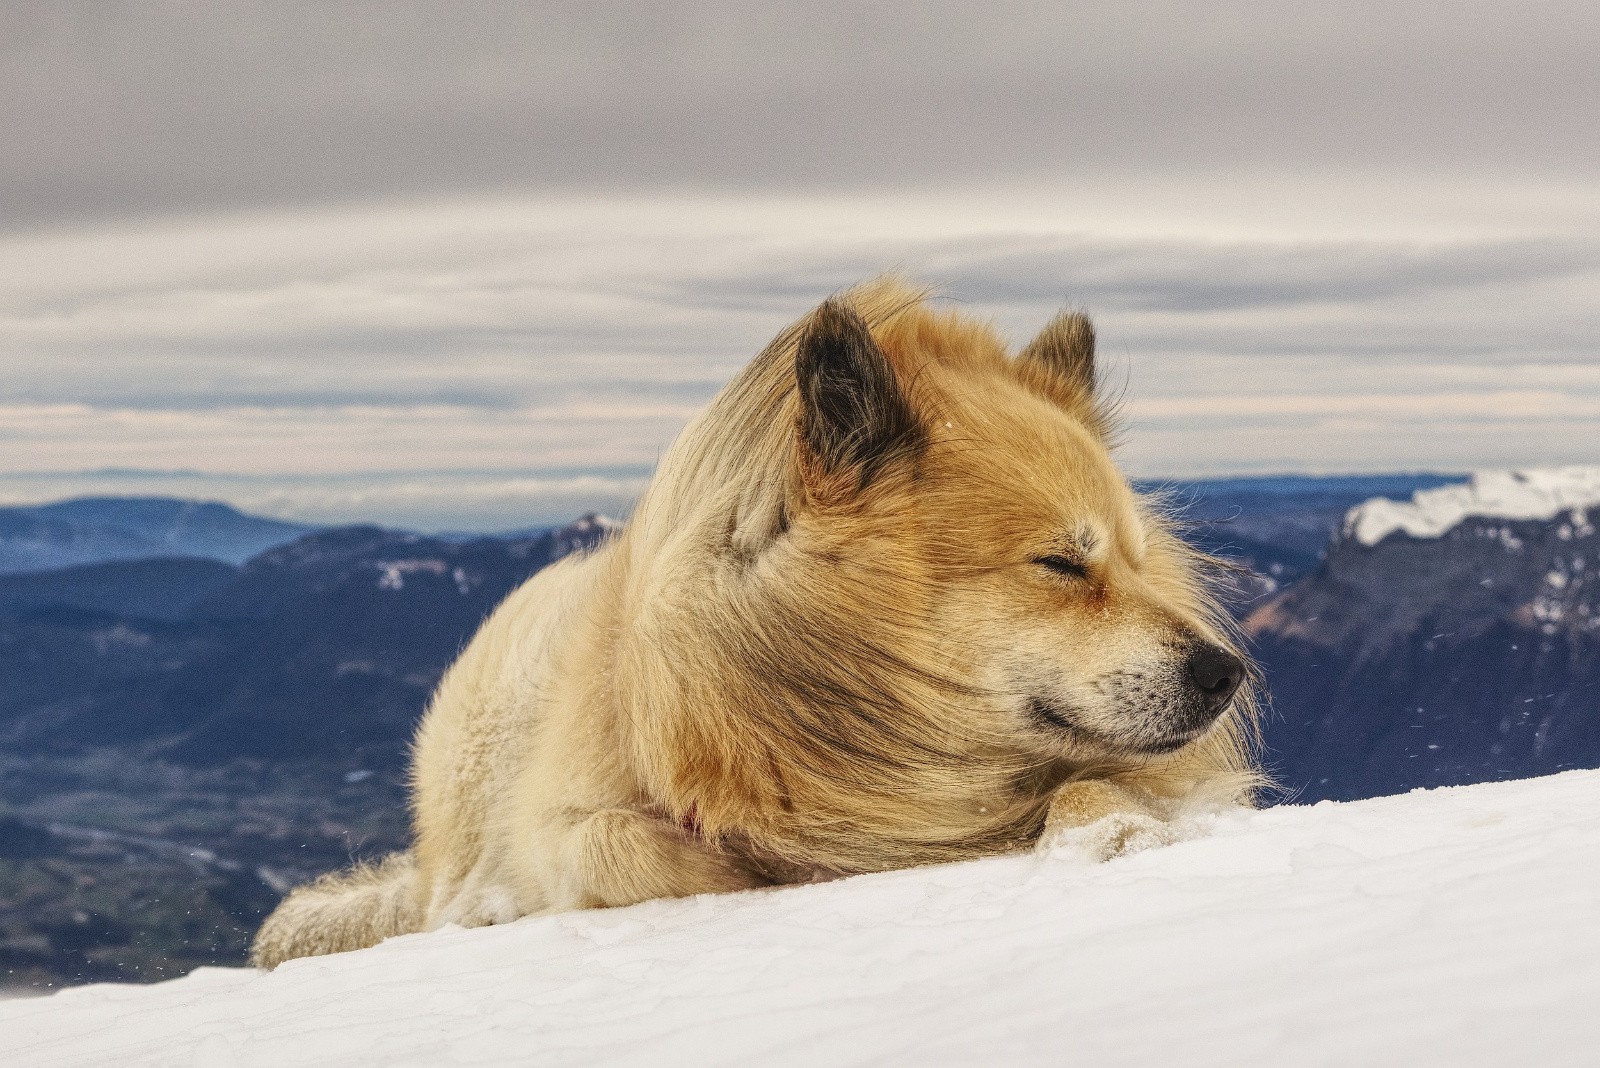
top-left (806, 298), bottom-right (868, 339)
top-left (797, 299), bottom-right (880, 379)
top-left (793, 292), bottom-right (921, 491)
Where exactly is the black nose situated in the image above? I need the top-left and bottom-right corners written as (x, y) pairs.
top-left (1186, 644), bottom-right (1244, 713)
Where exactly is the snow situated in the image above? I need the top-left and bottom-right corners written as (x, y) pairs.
top-left (7, 770), bottom-right (1600, 1067)
top-left (1345, 466), bottom-right (1600, 546)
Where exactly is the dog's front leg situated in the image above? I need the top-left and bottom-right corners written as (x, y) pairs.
top-left (550, 808), bottom-right (764, 910)
top-left (1040, 779), bottom-right (1175, 860)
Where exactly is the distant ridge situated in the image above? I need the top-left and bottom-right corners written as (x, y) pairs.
top-left (0, 497), bottom-right (316, 574)
top-left (1, 478), bottom-right (1468, 579)
top-left (0, 512), bottom-right (620, 767)
top-left (0, 556), bottom-right (238, 622)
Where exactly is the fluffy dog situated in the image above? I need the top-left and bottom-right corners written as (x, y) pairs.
top-left (252, 278), bottom-right (1259, 967)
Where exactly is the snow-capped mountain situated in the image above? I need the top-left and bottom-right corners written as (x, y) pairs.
top-left (6, 769), bottom-right (1598, 1067)
top-left (1344, 467), bottom-right (1600, 546)
top-left (1250, 468), bottom-right (1600, 801)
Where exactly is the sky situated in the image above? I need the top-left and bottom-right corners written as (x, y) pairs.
top-left (3, 1), bottom-right (1598, 530)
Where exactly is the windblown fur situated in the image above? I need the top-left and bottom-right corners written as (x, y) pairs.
top-left (251, 278), bottom-right (1261, 969)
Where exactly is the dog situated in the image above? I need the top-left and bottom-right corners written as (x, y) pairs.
top-left (251, 277), bottom-right (1259, 968)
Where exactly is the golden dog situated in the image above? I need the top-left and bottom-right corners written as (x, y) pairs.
top-left (252, 278), bottom-right (1259, 967)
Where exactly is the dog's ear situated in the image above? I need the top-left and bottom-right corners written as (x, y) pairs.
top-left (1019, 310), bottom-right (1096, 398)
top-left (795, 299), bottom-right (925, 498)
top-left (1018, 311), bottom-right (1110, 437)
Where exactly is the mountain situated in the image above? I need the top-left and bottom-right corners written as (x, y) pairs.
top-left (0, 514), bottom-right (618, 769)
top-left (0, 498), bottom-right (315, 574)
top-left (0, 513), bottom-right (617, 989)
top-left (0, 557), bottom-right (238, 622)
top-left (1151, 473), bottom-right (1465, 601)
top-left (6, 770), bottom-right (1599, 1065)
top-left (1250, 468), bottom-right (1600, 801)
top-left (13, 476), bottom-right (1599, 992)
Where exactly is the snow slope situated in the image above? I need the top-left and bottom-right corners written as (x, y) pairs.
top-left (1345, 466), bottom-right (1600, 546)
top-left (6, 770), bottom-right (1600, 1067)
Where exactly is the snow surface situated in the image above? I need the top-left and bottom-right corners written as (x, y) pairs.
top-left (6, 770), bottom-right (1600, 1067)
top-left (1345, 466), bottom-right (1600, 546)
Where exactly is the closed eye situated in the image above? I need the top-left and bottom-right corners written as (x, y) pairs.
top-left (1034, 555), bottom-right (1089, 580)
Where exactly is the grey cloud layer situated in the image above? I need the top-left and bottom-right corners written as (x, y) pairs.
top-left (8, 201), bottom-right (1598, 392)
top-left (3, 191), bottom-right (1599, 529)
top-left (3, 3), bottom-right (1598, 527)
top-left (5, 1), bottom-right (1598, 226)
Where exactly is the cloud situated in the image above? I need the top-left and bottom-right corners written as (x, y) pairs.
top-left (8, 195), bottom-right (1598, 364)
top-left (1, 5), bottom-right (1598, 526)
top-left (1, 188), bottom-right (1598, 530)
top-left (0, 397), bottom-right (699, 475)
top-left (3, 2), bottom-right (1598, 228)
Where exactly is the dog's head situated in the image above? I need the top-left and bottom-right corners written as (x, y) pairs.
top-left (777, 288), bottom-right (1251, 764)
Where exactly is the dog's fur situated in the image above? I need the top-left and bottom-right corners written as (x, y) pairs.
top-left (251, 278), bottom-right (1260, 968)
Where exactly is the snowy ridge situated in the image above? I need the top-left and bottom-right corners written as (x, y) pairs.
top-left (1344, 466), bottom-right (1600, 546)
top-left (6, 770), bottom-right (1600, 1066)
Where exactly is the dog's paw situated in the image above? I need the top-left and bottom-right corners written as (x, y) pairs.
top-left (1039, 810), bottom-right (1177, 862)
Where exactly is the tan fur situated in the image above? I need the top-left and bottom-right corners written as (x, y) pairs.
top-left (250, 277), bottom-right (1261, 970)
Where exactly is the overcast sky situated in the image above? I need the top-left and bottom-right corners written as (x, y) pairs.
top-left (3, 1), bottom-right (1598, 528)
